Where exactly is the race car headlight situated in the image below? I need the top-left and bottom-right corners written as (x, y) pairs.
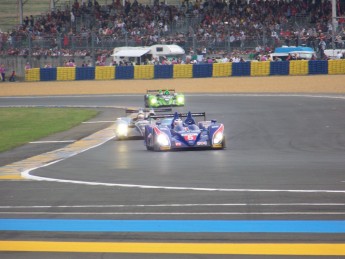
top-left (150, 97), bottom-right (157, 104)
top-left (116, 124), bottom-right (128, 136)
top-left (157, 134), bottom-right (170, 146)
top-left (213, 132), bottom-right (223, 144)
top-left (176, 96), bottom-right (184, 104)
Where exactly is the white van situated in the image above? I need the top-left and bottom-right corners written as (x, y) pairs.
top-left (270, 46), bottom-right (316, 61)
top-left (324, 49), bottom-right (345, 59)
top-left (111, 44), bottom-right (185, 65)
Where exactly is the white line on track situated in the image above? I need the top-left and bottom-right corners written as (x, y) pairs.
top-left (0, 203), bottom-right (343, 208)
top-left (20, 168), bottom-right (345, 193)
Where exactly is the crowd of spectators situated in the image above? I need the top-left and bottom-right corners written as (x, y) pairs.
top-left (0, 0), bottom-right (345, 61)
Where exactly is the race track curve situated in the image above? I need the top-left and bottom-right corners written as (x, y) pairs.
top-left (0, 94), bottom-right (345, 258)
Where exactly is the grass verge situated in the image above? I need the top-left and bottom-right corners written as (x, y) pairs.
top-left (0, 107), bottom-right (99, 152)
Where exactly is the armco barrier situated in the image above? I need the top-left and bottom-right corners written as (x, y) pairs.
top-left (25, 60), bottom-right (345, 82)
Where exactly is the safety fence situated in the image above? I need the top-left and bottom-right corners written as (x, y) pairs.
top-left (25, 60), bottom-right (345, 82)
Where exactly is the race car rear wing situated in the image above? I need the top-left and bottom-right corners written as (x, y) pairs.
top-left (146, 89), bottom-right (176, 94)
top-left (150, 112), bottom-right (206, 120)
top-left (125, 107), bottom-right (172, 114)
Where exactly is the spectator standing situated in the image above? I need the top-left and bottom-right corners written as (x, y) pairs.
top-left (0, 64), bottom-right (5, 82)
top-left (286, 53), bottom-right (292, 61)
top-left (335, 35), bottom-right (344, 49)
top-left (24, 62), bottom-right (31, 70)
top-left (29, 15), bottom-right (34, 27)
top-left (336, 51), bottom-right (343, 59)
top-left (319, 38), bottom-right (326, 59)
top-left (23, 16), bottom-right (29, 27)
top-left (9, 71), bottom-right (16, 82)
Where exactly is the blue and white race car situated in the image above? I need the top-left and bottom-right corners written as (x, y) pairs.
top-left (144, 111), bottom-right (226, 151)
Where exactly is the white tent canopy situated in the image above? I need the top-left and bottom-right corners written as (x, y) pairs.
top-left (111, 49), bottom-right (150, 57)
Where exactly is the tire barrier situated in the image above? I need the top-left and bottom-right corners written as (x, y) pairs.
top-left (308, 60), bottom-right (328, 75)
top-left (270, 61), bottom-right (289, 76)
top-left (25, 60), bottom-right (345, 82)
top-left (154, 64), bottom-right (173, 79)
top-left (40, 68), bottom-right (57, 81)
top-left (250, 61), bottom-right (270, 76)
top-left (25, 68), bottom-right (40, 82)
top-left (134, 65), bottom-right (154, 80)
top-left (212, 63), bottom-right (232, 77)
top-left (328, 60), bottom-right (345, 75)
top-left (57, 67), bottom-right (76, 81)
top-left (115, 66), bottom-right (134, 80)
top-left (95, 66), bottom-right (115, 80)
top-left (232, 62), bottom-right (251, 76)
top-left (289, 60), bottom-right (309, 76)
top-left (192, 64), bottom-right (213, 78)
top-left (173, 64), bottom-right (193, 78)
top-left (76, 67), bottom-right (95, 80)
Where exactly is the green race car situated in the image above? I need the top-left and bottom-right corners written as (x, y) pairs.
top-left (144, 89), bottom-right (185, 108)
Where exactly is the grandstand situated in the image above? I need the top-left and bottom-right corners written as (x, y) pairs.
top-left (0, 0), bottom-right (153, 32)
top-left (0, 0), bottom-right (344, 78)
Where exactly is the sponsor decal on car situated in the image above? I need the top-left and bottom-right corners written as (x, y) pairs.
top-left (197, 141), bottom-right (207, 146)
top-left (182, 133), bottom-right (198, 141)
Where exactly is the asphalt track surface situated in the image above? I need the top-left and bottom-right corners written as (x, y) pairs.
top-left (0, 94), bottom-right (345, 258)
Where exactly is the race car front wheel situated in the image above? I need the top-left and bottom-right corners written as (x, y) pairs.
top-left (144, 96), bottom-right (149, 108)
top-left (152, 133), bottom-right (161, 151)
top-left (221, 137), bottom-right (226, 149)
